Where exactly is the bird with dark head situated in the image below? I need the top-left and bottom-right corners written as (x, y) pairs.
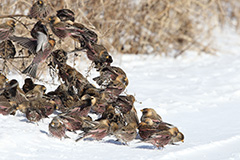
top-left (49, 116), bottom-right (68, 139)
top-left (31, 20), bottom-right (48, 39)
top-left (57, 9), bottom-right (75, 23)
top-left (0, 20), bottom-right (15, 42)
top-left (3, 79), bottom-right (28, 104)
top-left (28, 0), bottom-right (52, 20)
top-left (22, 78), bottom-right (35, 93)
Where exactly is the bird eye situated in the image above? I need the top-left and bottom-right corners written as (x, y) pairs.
top-left (130, 132), bottom-right (134, 134)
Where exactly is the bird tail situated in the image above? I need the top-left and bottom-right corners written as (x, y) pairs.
top-left (22, 63), bottom-right (38, 78)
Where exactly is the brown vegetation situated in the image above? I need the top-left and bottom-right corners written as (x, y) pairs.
top-left (1, 0), bottom-right (240, 57)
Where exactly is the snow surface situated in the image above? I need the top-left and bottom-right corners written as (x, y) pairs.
top-left (1, 28), bottom-right (240, 160)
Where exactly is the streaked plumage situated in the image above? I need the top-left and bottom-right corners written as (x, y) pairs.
top-left (28, 0), bottom-right (51, 20)
top-left (0, 20), bottom-right (15, 42)
top-left (57, 9), bottom-right (75, 23)
top-left (49, 116), bottom-right (68, 139)
top-left (140, 108), bottom-right (162, 123)
top-left (0, 40), bottom-right (16, 59)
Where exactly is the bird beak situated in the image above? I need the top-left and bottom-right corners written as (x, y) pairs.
top-left (140, 109), bottom-right (143, 112)
top-left (181, 140), bottom-right (184, 143)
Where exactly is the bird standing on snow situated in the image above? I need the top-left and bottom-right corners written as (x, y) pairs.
top-left (140, 108), bottom-right (162, 124)
top-left (49, 116), bottom-right (68, 139)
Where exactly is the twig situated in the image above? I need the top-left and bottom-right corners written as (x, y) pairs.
top-left (0, 14), bottom-right (28, 19)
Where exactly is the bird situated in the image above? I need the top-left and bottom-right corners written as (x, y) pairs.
top-left (10, 33), bottom-right (56, 78)
top-left (168, 127), bottom-right (184, 144)
top-left (56, 9), bottom-right (75, 23)
top-left (113, 94), bottom-right (135, 114)
top-left (0, 95), bottom-right (18, 115)
top-left (93, 66), bottom-right (128, 87)
top-left (76, 119), bottom-right (110, 141)
top-left (25, 106), bottom-right (44, 122)
top-left (49, 116), bottom-right (68, 139)
top-left (28, 0), bottom-right (52, 20)
top-left (0, 20), bottom-right (15, 42)
top-left (0, 40), bottom-right (16, 59)
top-left (3, 79), bottom-right (28, 104)
top-left (64, 94), bottom-right (96, 118)
top-left (85, 43), bottom-right (113, 67)
top-left (51, 49), bottom-right (68, 66)
top-left (31, 20), bottom-right (48, 40)
top-left (48, 16), bottom-right (72, 40)
top-left (25, 85), bottom-right (46, 101)
top-left (22, 78), bottom-right (36, 93)
top-left (143, 130), bottom-right (172, 148)
top-left (0, 73), bottom-right (8, 95)
top-left (123, 106), bottom-right (139, 126)
top-left (113, 122), bottom-right (137, 144)
top-left (140, 108), bottom-right (162, 124)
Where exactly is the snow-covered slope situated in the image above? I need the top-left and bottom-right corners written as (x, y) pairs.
top-left (1, 28), bottom-right (240, 160)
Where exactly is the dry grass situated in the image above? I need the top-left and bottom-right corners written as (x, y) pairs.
top-left (1, 0), bottom-right (240, 58)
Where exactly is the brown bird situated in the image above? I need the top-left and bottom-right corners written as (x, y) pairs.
top-left (113, 122), bottom-right (137, 144)
top-left (104, 78), bottom-right (126, 103)
top-left (68, 22), bottom-right (98, 46)
top-left (64, 94), bottom-right (96, 118)
top-left (93, 66), bottom-right (128, 87)
top-left (168, 127), bottom-right (184, 144)
top-left (140, 108), bottom-right (162, 124)
top-left (25, 85), bottom-right (46, 101)
top-left (76, 119), bottom-right (110, 141)
top-left (51, 49), bottom-right (68, 66)
top-left (86, 43), bottom-right (113, 67)
top-left (0, 40), bottom-right (16, 59)
top-left (113, 94), bottom-right (135, 114)
top-left (26, 106), bottom-right (44, 122)
top-left (143, 130), bottom-right (172, 148)
top-left (0, 73), bottom-right (8, 95)
top-left (31, 20), bottom-right (48, 40)
top-left (0, 95), bottom-right (18, 115)
top-left (56, 9), bottom-right (75, 23)
top-left (123, 106), bottom-right (139, 126)
top-left (49, 116), bottom-right (68, 139)
top-left (0, 20), bottom-right (15, 42)
top-left (22, 78), bottom-right (36, 93)
top-left (28, 0), bottom-right (52, 20)
top-left (3, 79), bottom-right (28, 104)
top-left (48, 16), bottom-right (72, 40)
top-left (10, 33), bottom-right (56, 78)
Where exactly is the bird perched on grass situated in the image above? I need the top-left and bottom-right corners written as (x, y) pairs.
top-left (140, 108), bottom-right (162, 124)
top-left (28, 0), bottom-right (52, 20)
top-left (49, 116), bottom-right (69, 139)
top-left (0, 20), bottom-right (16, 42)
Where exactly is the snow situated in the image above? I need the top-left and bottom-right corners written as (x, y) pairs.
top-left (1, 28), bottom-right (240, 160)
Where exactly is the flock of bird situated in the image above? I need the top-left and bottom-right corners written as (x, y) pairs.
top-left (0, 0), bottom-right (184, 149)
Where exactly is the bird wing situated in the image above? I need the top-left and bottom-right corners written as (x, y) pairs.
top-left (9, 36), bottom-right (37, 54)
